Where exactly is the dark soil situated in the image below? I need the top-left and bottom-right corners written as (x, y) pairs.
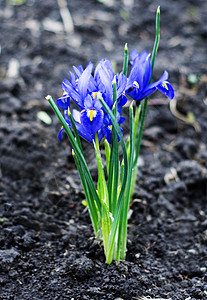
top-left (0, 0), bottom-right (207, 299)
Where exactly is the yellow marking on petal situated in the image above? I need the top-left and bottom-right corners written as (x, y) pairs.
top-left (61, 126), bottom-right (63, 130)
top-left (63, 91), bottom-right (67, 95)
top-left (90, 110), bottom-right (94, 122)
top-left (162, 82), bottom-right (168, 90)
top-left (93, 92), bottom-right (98, 99)
top-left (133, 81), bottom-right (139, 88)
top-left (109, 125), bottom-right (112, 129)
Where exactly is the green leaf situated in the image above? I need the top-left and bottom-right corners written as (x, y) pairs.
top-left (122, 43), bottom-right (128, 76)
top-left (119, 103), bottom-right (135, 259)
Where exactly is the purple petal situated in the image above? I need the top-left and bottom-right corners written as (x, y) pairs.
top-left (64, 110), bottom-right (72, 126)
top-left (69, 71), bottom-right (76, 88)
top-left (78, 62), bottom-right (93, 99)
top-left (116, 73), bottom-right (127, 99)
top-left (126, 86), bottom-right (142, 101)
top-left (94, 59), bottom-right (114, 107)
top-left (80, 109), bottom-right (104, 134)
top-left (57, 93), bottom-right (70, 109)
top-left (72, 109), bottom-right (81, 123)
top-left (146, 70), bottom-right (169, 91)
top-left (130, 50), bottom-right (149, 65)
top-left (156, 81), bottom-right (174, 99)
top-left (75, 123), bottom-right (94, 143)
top-left (119, 116), bottom-right (125, 124)
top-left (61, 79), bottom-right (83, 107)
top-left (143, 55), bottom-right (152, 87)
top-left (139, 50), bottom-right (149, 63)
top-left (130, 49), bottom-right (139, 62)
top-left (83, 94), bottom-right (93, 109)
top-left (140, 86), bottom-right (157, 99)
top-left (118, 94), bottom-right (127, 107)
top-left (126, 56), bottom-right (146, 91)
top-left (103, 126), bottom-right (112, 144)
top-left (73, 65), bottom-right (84, 78)
top-left (58, 127), bottom-right (64, 141)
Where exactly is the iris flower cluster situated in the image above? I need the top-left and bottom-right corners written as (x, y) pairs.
top-left (58, 59), bottom-right (127, 144)
top-left (47, 7), bottom-right (174, 264)
top-left (57, 50), bottom-right (173, 144)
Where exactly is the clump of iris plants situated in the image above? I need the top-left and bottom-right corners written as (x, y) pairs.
top-left (46, 7), bottom-right (174, 264)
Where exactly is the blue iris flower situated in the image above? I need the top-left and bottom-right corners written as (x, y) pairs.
top-left (126, 49), bottom-right (174, 101)
top-left (57, 59), bottom-right (127, 144)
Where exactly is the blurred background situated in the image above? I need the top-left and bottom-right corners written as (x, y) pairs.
top-left (0, 1), bottom-right (207, 298)
top-left (0, 0), bottom-right (207, 191)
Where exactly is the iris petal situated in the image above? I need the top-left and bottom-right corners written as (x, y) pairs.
top-left (140, 86), bottom-right (157, 100)
top-left (61, 79), bottom-right (83, 107)
top-left (57, 93), bottom-right (70, 109)
top-left (103, 126), bottom-right (112, 144)
top-left (58, 112), bottom-right (72, 141)
top-left (130, 48), bottom-right (139, 61)
top-left (118, 94), bottom-right (127, 106)
top-left (78, 62), bottom-right (93, 99)
top-left (139, 50), bottom-right (149, 63)
top-left (73, 65), bottom-right (84, 78)
top-left (126, 56), bottom-right (146, 91)
top-left (72, 109), bottom-right (81, 123)
top-left (143, 55), bottom-right (152, 87)
top-left (156, 81), bottom-right (174, 99)
top-left (97, 69), bottom-right (113, 107)
top-left (116, 73), bottom-right (127, 100)
top-left (58, 127), bottom-right (64, 141)
top-left (80, 109), bottom-right (104, 134)
top-left (146, 70), bottom-right (169, 91)
top-left (119, 116), bottom-right (125, 124)
top-left (126, 86), bottom-right (141, 101)
top-left (84, 94), bottom-right (93, 109)
top-left (69, 71), bottom-right (76, 88)
top-left (94, 59), bottom-right (113, 107)
top-left (75, 123), bottom-right (94, 143)
top-left (141, 70), bottom-right (169, 99)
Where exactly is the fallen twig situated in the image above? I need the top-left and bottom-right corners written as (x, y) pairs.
top-left (57, 0), bottom-right (74, 34)
top-left (169, 98), bottom-right (201, 132)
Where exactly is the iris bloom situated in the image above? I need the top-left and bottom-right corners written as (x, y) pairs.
top-left (126, 49), bottom-right (174, 101)
top-left (57, 59), bottom-right (127, 143)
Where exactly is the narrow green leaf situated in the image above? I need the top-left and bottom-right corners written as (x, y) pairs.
top-left (104, 140), bottom-right (111, 176)
top-left (122, 43), bottom-right (128, 76)
top-left (111, 80), bottom-right (119, 215)
top-left (101, 201), bottom-right (112, 259)
top-left (94, 133), bottom-right (108, 206)
top-left (119, 103), bottom-right (135, 260)
top-left (151, 6), bottom-right (160, 74)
